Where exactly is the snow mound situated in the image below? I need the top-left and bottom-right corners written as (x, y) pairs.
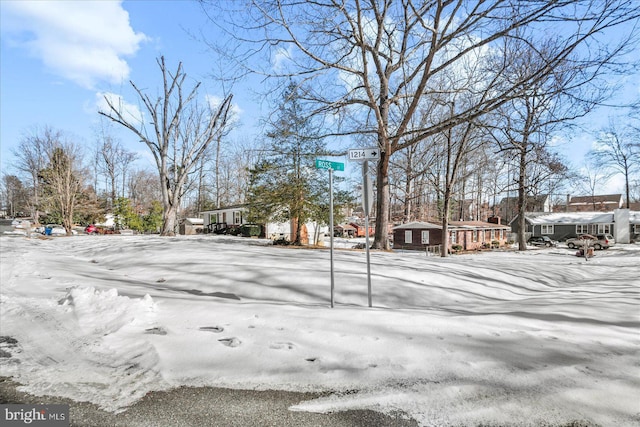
top-left (59, 286), bottom-right (156, 335)
top-left (1, 287), bottom-right (168, 412)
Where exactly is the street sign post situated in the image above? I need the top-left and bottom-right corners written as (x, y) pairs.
top-left (315, 159), bottom-right (344, 171)
top-left (315, 158), bottom-right (344, 307)
top-left (348, 148), bottom-right (380, 308)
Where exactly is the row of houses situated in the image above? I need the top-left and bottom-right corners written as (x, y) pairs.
top-left (449, 193), bottom-right (637, 225)
top-left (191, 202), bottom-right (639, 251)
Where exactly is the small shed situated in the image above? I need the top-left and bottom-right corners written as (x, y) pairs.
top-left (335, 223), bottom-right (357, 238)
top-left (179, 218), bottom-right (204, 235)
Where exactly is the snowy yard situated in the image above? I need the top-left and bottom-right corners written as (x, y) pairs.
top-left (0, 234), bottom-right (638, 426)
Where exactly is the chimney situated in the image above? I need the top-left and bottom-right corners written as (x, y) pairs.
top-left (566, 194), bottom-right (571, 212)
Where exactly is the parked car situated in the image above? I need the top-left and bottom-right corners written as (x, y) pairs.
top-left (566, 234), bottom-right (615, 250)
top-left (85, 224), bottom-right (97, 234)
top-left (527, 235), bottom-right (558, 247)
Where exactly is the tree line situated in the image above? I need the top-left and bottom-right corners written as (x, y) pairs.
top-left (2, 1), bottom-right (639, 252)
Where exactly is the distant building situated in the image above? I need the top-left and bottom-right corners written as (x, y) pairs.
top-left (494, 194), bottom-right (551, 224)
top-left (566, 194), bottom-right (623, 212)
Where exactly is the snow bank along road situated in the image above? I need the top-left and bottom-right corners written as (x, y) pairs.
top-left (1, 235), bottom-right (639, 426)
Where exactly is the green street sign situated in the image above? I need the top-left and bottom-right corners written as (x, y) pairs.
top-left (315, 159), bottom-right (344, 171)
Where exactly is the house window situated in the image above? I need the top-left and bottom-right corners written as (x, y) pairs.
top-left (596, 224), bottom-right (612, 234)
top-left (421, 230), bottom-right (430, 244)
top-left (233, 211), bottom-right (242, 224)
top-left (634, 224), bottom-right (640, 234)
top-left (450, 231), bottom-right (457, 244)
top-left (576, 224), bottom-right (588, 234)
top-left (472, 230), bottom-right (478, 242)
top-left (404, 230), bottom-right (412, 244)
top-left (490, 229), bottom-right (496, 240)
top-left (541, 225), bottom-right (554, 234)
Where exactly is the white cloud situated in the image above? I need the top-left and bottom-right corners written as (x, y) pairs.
top-left (271, 46), bottom-right (293, 73)
top-left (3, 0), bottom-right (147, 88)
top-left (206, 94), bottom-right (243, 121)
top-left (96, 92), bottom-right (144, 125)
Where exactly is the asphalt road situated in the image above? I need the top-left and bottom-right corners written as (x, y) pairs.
top-left (0, 377), bottom-right (418, 427)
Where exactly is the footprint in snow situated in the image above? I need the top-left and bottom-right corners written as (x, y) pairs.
top-left (199, 326), bottom-right (224, 333)
top-left (144, 327), bottom-right (167, 335)
top-left (218, 338), bottom-right (241, 348)
top-left (269, 342), bottom-right (295, 350)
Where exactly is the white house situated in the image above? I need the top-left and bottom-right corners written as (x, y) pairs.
top-left (200, 205), bottom-right (329, 245)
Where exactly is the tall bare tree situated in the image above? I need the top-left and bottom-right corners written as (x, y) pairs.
top-left (588, 118), bottom-right (640, 208)
top-left (39, 136), bottom-right (86, 235)
top-left (206, 0), bottom-right (638, 249)
top-left (99, 57), bottom-right (232, 235)
top-left (13, 126), bottom-right (52, 224)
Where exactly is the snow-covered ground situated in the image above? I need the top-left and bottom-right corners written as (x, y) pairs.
top-left (0, 234), bottom-right (638, 426)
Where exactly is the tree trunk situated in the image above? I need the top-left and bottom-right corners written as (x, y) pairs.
top-left (441, 195), bottom-right (451, 257)
top-left (517, 146), bottom-right (528, 251)
top-left (162, 202), bottom-right (178, 236)
top-left (373, 147), bottom-right (391, 250)
top-left (625, 169), bottom-right (630, 209)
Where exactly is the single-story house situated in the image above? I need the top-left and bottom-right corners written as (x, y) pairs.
top-left (511, 209), bottom-right (638, 243)
top-left (200, 205), bottom-right (328, 245)
top-left (393, 220), bottom-right (511, 251)
top-left (201, 205), bottom-right (246, 234)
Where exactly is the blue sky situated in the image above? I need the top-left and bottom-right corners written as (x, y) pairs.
top-left (0, 0), bottom-right (267, 174)
top-left (1, 0), bottom-right (637, 194)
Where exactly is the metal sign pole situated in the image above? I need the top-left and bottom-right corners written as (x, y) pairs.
top-left (362, 161), bottom-right (372, 307)
top-left (329, 168), bottom-right (335, 308)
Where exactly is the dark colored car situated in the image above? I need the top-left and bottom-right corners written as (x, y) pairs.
top-left (527, 235), bottom-right (557, 247)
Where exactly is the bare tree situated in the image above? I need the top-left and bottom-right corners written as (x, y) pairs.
top-left (206, 0), bottom-right (639, 249)
top-left (99, 57), bottom-right (232, 235)
top-left (1, 175), bottom-right (29, 217)
top-left (13, 126), bottom-right (52, 224)
top-left (39, 135), bottom-right (86, 235)
top-left (588, 118), bottom-right (640, 208)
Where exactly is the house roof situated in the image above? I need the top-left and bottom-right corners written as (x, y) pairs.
top-left (200, 204), bottom-right (248, 214)
top-left (450, 221), bottom-right (510, 229)
top-left (526, 212), bottom-right (614, 225)
top-left (184, 218), bottom-right (204, 225)
top-left (393, 221), bottom-right (441, 230)
top-left (568, 194), bottom-right (622, 205)
top-left (336, 224), bottom-right (357, 230)
top-left (394, 221), bottom-right (510, 230)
